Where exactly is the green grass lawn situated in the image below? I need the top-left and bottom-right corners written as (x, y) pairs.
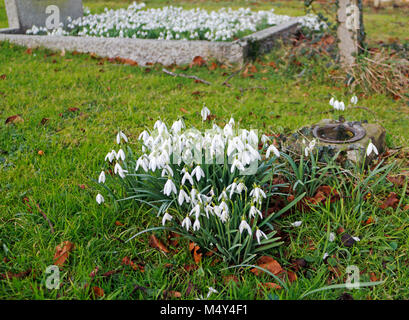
top-left (0, 0), bottom-right (408, 300)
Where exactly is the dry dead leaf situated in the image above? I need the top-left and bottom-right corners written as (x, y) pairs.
top-left (259, 282), bottom-right (282, 290)
top-left (92, 286), bottom-right (105, 298)
top-left (5, 115), bottom-right (24, 125)
top-left (191, 56), bottom-right (206, 67)
top-left (251, 256), bottom-right (283, 276)
top-left (54, 241), bottom-right (74, 267)
top-left (189, 242), bottom-right (202, 264)
top-left (121, 256), bottom-right (144, 272)
top-left (380, 192), bottom-right (399, 209)
top-left (149, 234), bottom-right (169, 253)
top-left (163, 290), bottom-right (181, 299)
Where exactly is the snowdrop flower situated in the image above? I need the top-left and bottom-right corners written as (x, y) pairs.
top-left (190, 187), bottom-right (198, 203)
top-left (218, 189), bottom-right (228, 201)
top-left (329, 97), bottom-right (335, 106)
top-left (136, 156), bottom-right (149, 172)
top-left (190, 204), bottom-right (201, 219)
top-left (231, 157), bottom-right (245, 173)
top-left (105, 150), bottom-right (116, 163)
top-left (181, 171), bottom-right (194, 185)
top-left (191, 166), bottom-right (205, 182)
top-left (291, 221), bottom-right (302, 227)
top-left (162, 211), bottom-right (173, 226)
top-left (201, 105), bottom-right (211, 121)
top-left (261, 134), bottom-right (270, 145)
top-left (206, 287), bottom-right (218, 299)
top-left (116, 130), bottom-right (128, 144)
top-left (249, 185), bottom-right (266, 203)
top-left (351, 95), bottom-right (358, 105)
top-left (114, 162), bottom-right (127, 178)
top-left (366, 140), bottom-right (378, 157)
top-left (323, 252), bottom-right (329, 260)
top-left (98, 171), bottom-right (106, 184)
top-left (116, 149), bottom-right (125, 161)
top-left (256, 228), bottom-right (268, 244)
top-left (171, 119), bottom-right (184, 134)
top-left (163, 178), bottom-right (177, 196)
top-left (204, 204), bottom-right (213, 218)
top-left (138, 130), bottom-right (149, 142)
top-left (96, 193), bottom-right (104, 204)
top-left (239, 218), bottom-right (252, 236)
top-left (161, 165), bottom-right (174, 177)
top-left (236, 182), bottom-right (247, 194)
top-left (266, 144), bottom-right (280, 158)
top-left (193, 219), bottom-right (201, 231)
top-left (339, 101), bottom-right (345, 111)
top-left (178, 188), bottom-right (191, 206)
top-left (329, 232), bottom-right (336, 242)
top-left (249, 205), bottom-right (262, 219)
top-left (352, 236), bottom-right (361, 242)
top-left (181, 215), bottom-right (191, 231)
top-left (208, 187), bottom-right (215, 197)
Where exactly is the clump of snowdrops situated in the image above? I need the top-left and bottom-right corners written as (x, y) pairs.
top-left (27, 2), bottom-right (327, 41)
top-left (96, 107), bottom-right (304, 265)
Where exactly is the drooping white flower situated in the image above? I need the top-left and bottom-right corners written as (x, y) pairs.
top-left (138, 130), bottom-right (149, 142)
top-left (136, 156), bottom-right (149, 172)
top-left (261, 134), bottom-right (270, 145)
top-left (191, 166), bottom-right (205, 182)
top-left (249, 186), bottom-right (266, 202)
top-left (193, 219), bottom-right (201, 231)
top-left (239, 218), bottom-right (252, 236)
top-left (204, 204), bottom-right (213, 218)
top-left (105, 150), bottom-right (116, 163)
top-left (171, 119), bottom-right (184, 134)
top-left (352, 236), bottom-right (361, 242)
top-left (329, 232), bottom-right (336, 242)
top-left (98, 171), bottom-right (106, 184)
top-left (329, 97), bottom-right (335, 106)
top-left (218, 189), bottom-right (228, 201)
top-left (323, 252), bottom-right (329, 260)
top-left (366, 140), bottom-right (378, 157)
top-left (226, 180), bottom-right (238, 199)
top-left (190, 203), bottom-right (201, 219)
top-left (114, 162), bottom-right (127, 179)
top-left (206, 287), bottom-right (218, 299)
top-left (231, 157), bottom-right (245, 173)
top-left (162, 212), bottom-right (173, 226)
top-left (163, 178), bottom-right (177, 196)
top-left (256, 228), bottom-right (268, 244)
top-left (116, 130), bottom-right (128, 144)
top-left (181, 171), bottom-right (194, 186)
top-left (339, 101), bottom-right (345, 111)
top-left (201, 106), bottom-right (211, 121)
top-left (351, 95), bottom-right (358, 105)
top-left (96, 193), bottom-right (104, 204)
top-left (178, 188), bottom-right (191, 206)
top-left (236, 182), bottom-right (247, 194)
top-left (291, 221), bottom-right (302, 227)
top-left (249, 205), bottom-right (262, 219)
top-left (181, 216), bottom-right (191, 231)
top-left (266, 144), bottom-right (280, 158)
top-left (116, 149), bottom-right (125, 161)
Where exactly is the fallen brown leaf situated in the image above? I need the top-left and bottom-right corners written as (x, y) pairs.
top-left (251, 256), bottom-right (283, 276)
top-left (54, 241), bottom-right (74, 267)
top-left (380, 192), bottom-right (399, 210)
top-left (149, 234), bottom-right (169, 253)
top-left (5, 115), bottom-right (24, 125)
top-left (259, 282), bottom-right (282, 290)
top-left (92, 286), bottom-right (105, 298)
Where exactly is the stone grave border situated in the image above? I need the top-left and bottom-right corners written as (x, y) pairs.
top-left (0, 18), bottom-right (299, 66)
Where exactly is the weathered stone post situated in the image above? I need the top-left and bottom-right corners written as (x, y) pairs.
top-left (337, 0), bottom-right (364, 68)
top-left (4, 0), bottom-right (83, 32)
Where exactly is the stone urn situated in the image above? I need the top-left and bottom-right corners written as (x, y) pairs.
top-left (282, 119), bottom-right (386, 166)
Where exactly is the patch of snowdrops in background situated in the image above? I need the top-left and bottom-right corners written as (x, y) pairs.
top-left (95, 106), bottom-right (306, 264)
top-left (27, 2), bottom-right (327, 41)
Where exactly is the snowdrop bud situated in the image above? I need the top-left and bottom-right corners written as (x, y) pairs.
top-left (163, 178), bottom-right (177, 196)
top-left (116, 131), bottom-right (128, 144)
top-left (256, 228), bottom-right (268, 244)
top-left (266, 144), bottom-right (280, 158)
top-left (193, 219), bottom-right (201, 231)
top-left (96, 194), bottom-right (104, 204)
top-left (116, 149), bottom-right (125, 161)
top-left (201, 106), bottom-right (211, 121)
top-left (98, 171), bottom-right (106, 184)
top-left (351, 95), bottom-right (358, 105)
top-left (329, 97), bottom-right (335, 106)
top-left (366, 140), bottom-right (379, 157)
top-left (239, 218), bottom-right (252, 236)
top-left (291, 221), bottom-right (302, 227)
top-left (181, 216), bottom-right (191, 231)
top-left (162, 212), bottom-right (173, 226)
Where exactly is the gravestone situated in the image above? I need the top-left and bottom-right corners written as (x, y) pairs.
top-left (337, 0), bottom-right (363, 67)
top-left (4, 0), bottom-right (83, 32)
